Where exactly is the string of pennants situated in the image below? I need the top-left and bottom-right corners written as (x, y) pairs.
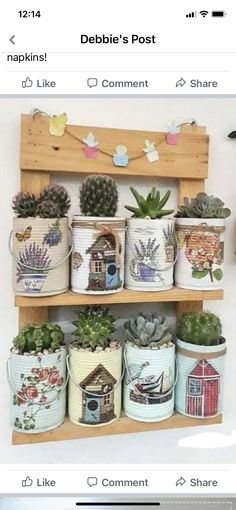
top-left (32, 109), bottom-right (197, 168)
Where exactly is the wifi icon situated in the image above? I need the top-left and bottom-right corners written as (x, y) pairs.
top-left (200, 10), bottom-right (209, 17)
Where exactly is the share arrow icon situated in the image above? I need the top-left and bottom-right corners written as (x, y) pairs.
top-left (9, 35), bottom-right (15, 45)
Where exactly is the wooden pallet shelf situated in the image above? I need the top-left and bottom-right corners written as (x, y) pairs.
top-left (12, 115), bottom-right (224, 445)
top-left (15, 288), bottom-right (224, 308)
top-left (12, 413), bottom-right (223, 445)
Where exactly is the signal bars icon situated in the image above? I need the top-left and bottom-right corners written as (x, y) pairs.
top-left (186, 11), bottom-right (196, 18)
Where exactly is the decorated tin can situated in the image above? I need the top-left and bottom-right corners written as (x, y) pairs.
top-left (175, 338), bottom-right (226, 418)
top-left (67, 345), bottom-right (122, 426)
top-left (11, 217), bottom-right (71, 296)
top-left (175, 218), bottom-right (225, 290)
top-left (124, 342), bottom-right (175, 422)
top-left (125, 218), bottom-right (175, 291)
top-left (8, 347), bottom-right (67, 433)
top-left (71, 216), bottom-right (126, 294)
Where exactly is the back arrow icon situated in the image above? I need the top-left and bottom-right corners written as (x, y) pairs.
top-left (9, 35), bottom-right (15, 45)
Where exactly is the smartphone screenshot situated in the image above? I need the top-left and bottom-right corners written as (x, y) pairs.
top-left (0, 0), bottom-right (235, 505)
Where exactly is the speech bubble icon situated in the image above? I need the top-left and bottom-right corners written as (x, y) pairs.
top-left (87, 78), bottom-right (98, 88)
top-left (87, 476), bottom-right (98, 487)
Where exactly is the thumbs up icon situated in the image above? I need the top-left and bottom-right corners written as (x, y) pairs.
top-left (22, 475), bottom-right (33, 487)
top-left (22, 77), bottom-right (33, 88)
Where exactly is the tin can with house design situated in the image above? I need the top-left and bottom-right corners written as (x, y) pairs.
top-left (175, 338), bottom-right (226, 418)
top-left (124, 342), bottom-right (176, 422)
top-left (67, 345), bottom-right (122, 426)
top-left (71, 216), bottom-right (126, 294)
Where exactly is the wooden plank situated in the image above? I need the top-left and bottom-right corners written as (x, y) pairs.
top-left (20, 114), bottom-right (209, 179)
top-left (19, 307), bottom-right (49, 328)
top-left (15, 288), bottom-right (224, 308)
top-left (12, 413), bottom-right (223, 445)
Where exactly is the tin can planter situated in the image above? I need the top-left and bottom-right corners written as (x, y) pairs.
top-left (67, 345), bottom-right (122, 426)
top-left (175, 338), bottom-right (226, 418)
top-left (124, 342), bottom-right (176, 422)
top-left (8, 347), bottom-right (67, 433)
top-left (71, 216), bottom-right (126, 294)
top-left (175, 218), bottom-right (225, 290)
top-left (125, 218), bottom-right (175, 291)
top-left (10, 217), bottom-right (71, 296)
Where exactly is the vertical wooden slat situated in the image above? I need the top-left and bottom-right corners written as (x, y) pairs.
top-left (176, 125), bottom-right (207, 318)
top-left (19, 169), bottom-right (50, 327)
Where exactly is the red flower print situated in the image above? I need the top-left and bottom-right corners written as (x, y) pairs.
top-left (47, 370), bottom-right (60, 386)
top-left (16, 390), bottom-right (26, 405)
top-left (25, 385), bottom-right (38, 400)
top-left (57, 376), bottom-right (64, 387)
top-left (38, 368), bottom-right (49, 381)
top-left (31, 368), bottom-right (39, 374)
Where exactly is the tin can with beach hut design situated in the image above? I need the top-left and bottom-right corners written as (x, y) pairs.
top-left (124, 342), bottom-right (176, 422)
top-left (67, 346), bottom-right (122, 426)
top-left (71, 216), bottom-right (126, 294)
top-left (175, 338), bottom-right (226, 418)
top-left (11, 217), bottom-right (71, 296)
top-left (175, 218), bottom-right (225, 290)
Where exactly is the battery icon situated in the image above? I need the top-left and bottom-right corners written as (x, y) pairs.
top-left (211, 11), bottom-right (226, 17)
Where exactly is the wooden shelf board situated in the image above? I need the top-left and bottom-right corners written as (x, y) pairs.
top-left (20, 114), bottom-right (209, 179)
top-left (12, 413), bottom-right (223, 445)
top-left (15, 288), bottom-right (224, 308)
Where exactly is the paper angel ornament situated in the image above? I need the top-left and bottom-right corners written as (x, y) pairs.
top-left (143, 139), bottom-right (159, 162)
top-left (113, 144), bottom-right (129, 167)
top-left (49, 113), bottom-right (67, 137)
top-left (166, 123), bottom-right (179, 145)
top-left (82, 132), bottom-right (99, 158)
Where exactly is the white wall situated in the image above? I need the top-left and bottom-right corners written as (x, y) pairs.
top-left (1, 97), bottom-right (236, 463)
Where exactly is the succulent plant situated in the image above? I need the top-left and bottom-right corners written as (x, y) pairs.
top-left (72, 306), bottom-right (116, 350)
top-left (12, 192), bottom-right (37, 218)
top-left (80, 175), bottom-right (118, 217)
top-left (125, 312), bottom-right (173, 348)
top-left (125, 187), bottom-right (174, 219)
top-left (176, 192), bottom-right (231, 219)
top-left (13, 323), bottom-right (64, 354)
top-left (36, 199), bottom-right (61, 218)
top-left (176, 311), bottom-right (222, 346)
top-left (39, 185), bottom-right (71, 217)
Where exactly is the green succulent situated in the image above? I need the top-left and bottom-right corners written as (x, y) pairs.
top-left (125, 187), bottom-right (174, 219)
top-left (176, 192), bottom-right (231, 219)
top-left (80, 175), bottom-right (118, 217)
top-left (36, 199), bottom-right (61, 218)
top-left (72, 306), bottom-right (116, 350)
top-left (176, 312), bottom-right (222, 346)
top-left (39, 185), bottom-right (71, 217)
top-left (12, 192), bottom-right (38, 218)
top-left (125, 312), bottom-right (172, 348)
top-left (13, 323), bottom-right (64, 354)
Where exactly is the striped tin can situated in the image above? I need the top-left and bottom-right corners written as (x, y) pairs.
top-left (175, 338), bottom-right (226, 418)
top-left (124, 342), bottom-right (175, 422)
top-left (71, 216), bottom-right (126, 294)
top-left (68, 345), bottom-right (122, 426)
top-left (11, 217), bottom-right (71, 296)
top-left (125, 218), bottom-right (175, 291)
top-left (8, 347), bottom-right (67, 433)
top-left (175, 218), bottom-right (225, 290)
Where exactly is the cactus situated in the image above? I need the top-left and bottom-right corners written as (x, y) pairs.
top-left (13, 323), bottom-right (64, 354)
top-left (39, 185), bottom-right (71, 217)
top-left (125, 312), bottom-right (173, 348)
top-left (72, 306), bottom-right (116, 350)
top-left (176, 312), bottom-right (222, 346)
top-left (176, 192), bottom-right (231, 219)
top-left (12, 192), bottom-right (37, 218)
top-left (80, 175), bottom-right (118, 217)
top-left (36, 199), bottom-right (61, 218)
top-left (125, 187), bottom-right (174, 219)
